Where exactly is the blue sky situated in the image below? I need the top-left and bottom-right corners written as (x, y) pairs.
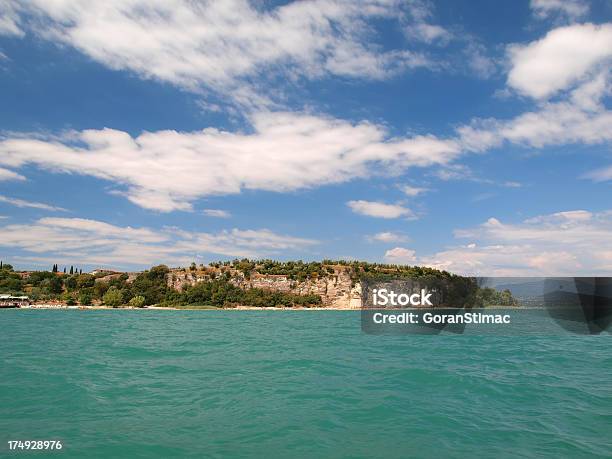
top-left (0, 0), bottom-right (611, 275)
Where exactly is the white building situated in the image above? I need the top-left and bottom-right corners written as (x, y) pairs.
top-left (0, 294), bottom-right (30, 308)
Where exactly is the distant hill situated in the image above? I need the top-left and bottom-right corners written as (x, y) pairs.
top-left (486, 278), bottom-right (597, 300)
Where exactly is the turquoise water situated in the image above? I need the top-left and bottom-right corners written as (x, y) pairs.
top-left (1, 310), bottom-right (611, 458)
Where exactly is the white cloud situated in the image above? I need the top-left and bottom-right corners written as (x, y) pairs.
top-left (0, 0), bottom-right (22, 37)
top-left (400, 184), bottom-right (428, 196)
top-left (411, 210), bottom-right (612, 275)
top-left (570, 70), bottom-right (611, 111)
top-left (406, 23), bottom-right (451, 44)
top-left (1, 75), bottom-right (607, 212)
top-left (432, 164), bottom-right (477, 181)
top-left (2, 79), bottom-right (606, 213)
top-left (0, 111), bottom-right (459, 212)
top-left (464, 41), bottom-right (497, 79)
top-left (1, 16), bottom-right (609, 213)
top-left (496, 98), bottom-right (612, 148)
top-left (457, 70), bottom-right (612, 152)
top-left (0, 217), bottom-right (317, 268)
top-left (203, 209), bottom-right (231, 218)
top-left (525, 209), bottom-right (593, 223)
top-left (7, 0), bottom-right (431, 107)
top-left (0, 194), bottom-right (66, 211)
top-left (507, 23), bottom-right (612, 99)
top-left (421, 243), bottom-right (582, 276)
top-left (403, 0), bottom-right (451, 44)
top-left (38, 217), bottom-right (165, 242)
top-left (530, 0), bottom-right (589, 21)
top-left (348, 200), bottom-right (415, 219)
top-left (586, 165), bottom-right (612, 182)
top-left (0, 167), bottom-right (25, 181)
top-left (368, 231), bottom-right (410, 243)
top-left (384, 247), bottom-right (417, 263)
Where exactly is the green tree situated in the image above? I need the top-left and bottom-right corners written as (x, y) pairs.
top-left (78, 291), bottom-right (93, 305)
top-left (29, 271), bottom-right (50, 282)
top-left (130, 265), bottom-right (169, 305)
top-left (0, 262), bottom-right (14, 271)
top-left (62, 292), bottom-right (76, 306)
top-left (128, 295), bottom-right (146, 308)
top-left (103, 287), bottom-right (124, 307)
top-left (0, 268), bottom-right (23, 294)
top-left (76, 274), bottom-right (95, 289)
top-left (64, 275), bottom-right (78, 291)
top-left (93, 281), bottom-right (109, 299)
top-left (42, 276), bottom-right (64, 295)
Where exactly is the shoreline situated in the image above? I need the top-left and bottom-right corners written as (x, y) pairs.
top-left (9, 304), bottom-right (534, 311)
top-left (15, 304), bottom-right (361, 311)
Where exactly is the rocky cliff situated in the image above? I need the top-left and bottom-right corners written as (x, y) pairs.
top-left (167, 265), bottom-right (362, 308)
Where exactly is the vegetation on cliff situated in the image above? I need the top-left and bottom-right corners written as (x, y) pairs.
top-left (474, 287), bottom-right (518, 307)
top-left (0, 262), bottom-right (323, 308)
top-left (165, 279), bottom-right (321, 308)
top-left (0, 259), bottom-right (516, 308)
top-left (209, 259), bottom-right (331, 281)
top-left (211, 259), bottom-right (458, 282)
top-left (0, 263), bottom-right (22, 293)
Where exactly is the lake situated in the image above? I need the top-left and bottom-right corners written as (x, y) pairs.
top-left (1, 310), bottom-right (610, 458)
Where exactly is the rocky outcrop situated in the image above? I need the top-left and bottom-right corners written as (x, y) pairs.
top-left (166, 266), bottom-right (362, 308)
top-left (95, 272), bottom-right (140, 284)
top-left (94, 273), bottom-right (124, 284)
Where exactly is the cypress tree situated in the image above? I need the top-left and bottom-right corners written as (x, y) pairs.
top-left (70, 266), bottom-right (74, 275)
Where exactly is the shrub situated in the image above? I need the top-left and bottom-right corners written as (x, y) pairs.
top-left (78, 291), bottom-right (93, 305)
top-left (130, 265), bottom-right (169, 305)
top-left (103, 287), bottom-right (123, 307)
top-left (64, 275), bottom-right (78, 291)
top-left (128, 295), bottom-right (146, 308)
top-left (41, 276), bottom-right (64, 294)
top-left (76, 274), bottom-right (95, 289)
top-left (62, 292), bottom-right (77, 306)
top-left (0, 268), bottom-right (24, 294)
top-left (93, 281), bottom-right (109, 299)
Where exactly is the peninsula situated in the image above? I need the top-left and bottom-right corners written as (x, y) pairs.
top-left (0, 260), bottom-right (517, 309)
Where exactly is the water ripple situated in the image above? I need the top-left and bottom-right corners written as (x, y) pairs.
top-left (0, 310), bottom-right (610, 458)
